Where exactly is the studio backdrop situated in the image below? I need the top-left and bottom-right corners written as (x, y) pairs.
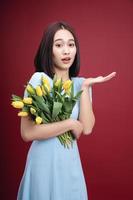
top-left (1, 0), bottom-right (133, 199)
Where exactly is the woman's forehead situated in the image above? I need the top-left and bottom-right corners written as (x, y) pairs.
top-left (54, 29), bottom-right (74, 41)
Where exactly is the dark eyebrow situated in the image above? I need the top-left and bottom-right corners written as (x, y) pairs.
top-left (54, 39), bottom-right (75, 42)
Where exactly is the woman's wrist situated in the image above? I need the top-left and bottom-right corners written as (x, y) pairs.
top-left (67, 119), bottom-right (76, 131)
top-left (81, 78), bottom-right (92, 90)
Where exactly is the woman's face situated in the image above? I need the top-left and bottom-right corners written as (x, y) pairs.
top-left (52, 29), bottom-right (77, 72)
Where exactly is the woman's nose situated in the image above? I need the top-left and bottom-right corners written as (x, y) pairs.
top-left (63, 46), bottom-right (70, 54)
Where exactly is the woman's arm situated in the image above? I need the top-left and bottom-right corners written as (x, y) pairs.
top-left (79, 72), bottom-right (116, 135)
top-left (20, 117), bottom-right (83, 142)
top-left (79, 85), bottom-right (95, 135)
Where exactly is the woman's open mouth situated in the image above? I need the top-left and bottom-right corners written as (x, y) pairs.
top-left (61, 57), bottom-right (71, 64)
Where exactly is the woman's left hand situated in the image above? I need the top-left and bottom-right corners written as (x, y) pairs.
top-left (82, 72), bottom-right (117, 87)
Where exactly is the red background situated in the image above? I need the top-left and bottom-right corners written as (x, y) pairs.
top-left (1, 0), bottom-right (133, 199)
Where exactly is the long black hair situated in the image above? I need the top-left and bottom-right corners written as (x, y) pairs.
top-left (34, 21), bottom-right (80, 79)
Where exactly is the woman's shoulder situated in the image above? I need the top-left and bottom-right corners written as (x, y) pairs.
top-left (72, 76), bottom-right (92, 101)
top-left (29, 72), bottom-right (51, 81)
top-left (72, 76), bottom-right (86, 92)
top-left (72, 76), bottom-right (85, 85)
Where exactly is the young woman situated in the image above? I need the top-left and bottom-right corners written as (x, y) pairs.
top-left (17, 21), bottom-right (116, 200)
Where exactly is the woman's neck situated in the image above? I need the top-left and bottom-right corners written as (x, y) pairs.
top-left (53, 69), bottom-right (70, 82)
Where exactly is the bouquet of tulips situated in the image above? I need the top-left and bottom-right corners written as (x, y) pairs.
top-left (11, 74), bottom-right (83, 148)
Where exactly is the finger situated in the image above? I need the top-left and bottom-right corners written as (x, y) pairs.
top-left (106, 72), bottom-right (116, 78)
top-left (103, 72), bottom-right (116, 81)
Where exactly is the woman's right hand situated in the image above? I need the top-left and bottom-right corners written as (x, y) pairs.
top-left (70, 119), bottom-right (83, 139)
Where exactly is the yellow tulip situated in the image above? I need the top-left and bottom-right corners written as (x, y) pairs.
top-left (36, 86), bottom-right (43, 96)
top-left (41, 76), bottom-right (49, 85)
top-left (11, 101), bottom-right (24, 109)
top-left (55, 79), bottom-right (61, 87)
top-left (23, 97), bottom-right (32, 104)
top-left (18, 111), bottom-right (28, 117)
top-left (45, 84), bottom-right (50, 93)
top-left (35, 116), bottom-right (42, 124)
top-left (41, 86), bottom-right (46, 95)
top-left (65, 88), bottom-right (71, 95)
top-left (62, 80), bottom-right (72, 91)
top-left (41, 76), bottom-right (51, 92)
top-left (30, 107), bottom-right (36, 114)
top-left (26, 84), bottom-right (35, 95)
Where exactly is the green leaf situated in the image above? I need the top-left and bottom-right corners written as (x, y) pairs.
top-left (52, 102), bottom-right (62, 119)
top-left (70, 82), bottom-right (74, 98)
top-left (45, 112), bottom-right (52, 121)
top-left (62, 100), bottom-right (73, 114)
top-left (22, 106), bottom-right (30, 112)
top-left (55, 91), bottom-right (64, 103)
top-left (74, 90), bottom-right (83, 100)
top-left (58, 78), bottom-right (63, 93)
top-left (40, 112), bottom-right (49, 123)
top-left (43, 85), bottom-right (50, 96)
top-left (32, 95), bottom-right (50, 114)
top-left (53, 74), bottom-right (57, 86)
top-left (11, 94), bottom-right (22, 101)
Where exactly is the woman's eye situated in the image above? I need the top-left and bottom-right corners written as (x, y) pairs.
top-left (55, 44), bottom-right (62, 47)
top-left (69, 43), bottom-right (75, 47)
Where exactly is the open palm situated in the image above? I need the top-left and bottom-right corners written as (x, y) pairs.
top-left (82, 72), bottom-right (116, 87)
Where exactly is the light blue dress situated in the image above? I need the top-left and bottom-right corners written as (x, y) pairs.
top-left (17, 72), bottom-right (92, 200)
